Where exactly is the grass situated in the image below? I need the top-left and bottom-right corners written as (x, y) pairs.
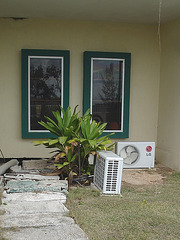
top-left (66, 172), bottom-right (180, 240)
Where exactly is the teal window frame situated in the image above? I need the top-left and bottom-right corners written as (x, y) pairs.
top-left (22, 49), bottom-right (70, 139)
top-left (83, 51), bottom-right (131, 138)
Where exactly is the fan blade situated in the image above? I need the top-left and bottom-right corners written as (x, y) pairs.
top-left (124, 157), bottom-right (133, 165)
top-left (130, 152), bottom-right (139, 163)
top-left (126, 146), bottom-right (136, 154)
top-left (120, 148), bottom-right (127, 158)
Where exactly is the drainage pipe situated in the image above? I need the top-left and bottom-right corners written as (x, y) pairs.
top-left (0, 159), bottom-right (18, 175)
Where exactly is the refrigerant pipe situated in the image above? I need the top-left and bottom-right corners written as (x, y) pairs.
top-left (0, 159), bottom-right (18, 175)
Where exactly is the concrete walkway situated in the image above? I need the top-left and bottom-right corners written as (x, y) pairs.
top-left (0, 179), bottom-right (89, 240)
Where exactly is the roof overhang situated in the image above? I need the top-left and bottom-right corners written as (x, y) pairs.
top-left (1, 0), bottom-right (180, 24)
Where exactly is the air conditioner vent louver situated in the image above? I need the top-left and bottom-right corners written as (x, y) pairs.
top-left (94, 151), bottom-right (123, 194)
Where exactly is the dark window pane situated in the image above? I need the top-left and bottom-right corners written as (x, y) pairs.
top-left (30, 57), bottom-right (62, 130)
top-left (92, 59), bottom-right (123, 130)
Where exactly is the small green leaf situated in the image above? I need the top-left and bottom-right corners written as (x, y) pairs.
top-left (33, 140), bottom-right (49, 145)
top-left (63, 106), bottom-right (71, 127)
top-left (88, 139), bottom-right (96, 147)
top-left (49, 139), bottom-right (59, 145)
top-left (58, 136), bottom-right (68, 145)
top-left (53, 110), bottom-right (64, 131)
top-left (54, 161), bottom-right (70, 169)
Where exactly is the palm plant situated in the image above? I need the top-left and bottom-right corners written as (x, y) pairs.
top-left (34, 105), bottom-right (114, 185)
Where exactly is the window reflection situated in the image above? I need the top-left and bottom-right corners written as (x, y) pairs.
top-left (30, 57), bottom-right (62, 130)
top-left (92, 59), bottom-right (123, 131)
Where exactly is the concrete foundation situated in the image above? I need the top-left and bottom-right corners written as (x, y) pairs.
top-left (22, 159), bottom-right (49, 170)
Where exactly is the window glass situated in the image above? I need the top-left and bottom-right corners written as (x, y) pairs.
top-left (92, 58), bottom-right (124, 131)
top-left (29, 57), bottom-right (62, 131)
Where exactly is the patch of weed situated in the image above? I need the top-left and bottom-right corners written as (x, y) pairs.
top-left (66, 170), bottom-right (180, 240)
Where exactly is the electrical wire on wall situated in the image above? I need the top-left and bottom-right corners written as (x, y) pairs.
top-left (158, 0), bottom-right (163, 53)
top-left (0, 149), bottom-right (5, 162)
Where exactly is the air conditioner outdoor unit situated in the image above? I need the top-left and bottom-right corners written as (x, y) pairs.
top-left (94, 151), bottom-right (123, 194)
top-left (115, 142), bottom-right (155, 169)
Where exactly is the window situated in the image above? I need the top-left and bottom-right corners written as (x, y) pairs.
top-left (83, 51), bottom-right (131, 138)
top-left (22, 49), bottom-right (70, 138)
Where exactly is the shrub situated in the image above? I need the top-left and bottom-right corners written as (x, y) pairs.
top-left (34, 105), bottom-right (114, 184)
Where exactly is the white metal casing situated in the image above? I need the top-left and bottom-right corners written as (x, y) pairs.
top-left (115, 142), bottom-right (155, 169)
top-left (94, 151), bottom-right (123, 194)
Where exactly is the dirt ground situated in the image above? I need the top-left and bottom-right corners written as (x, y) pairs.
top-left (121, 164), bottom-right (174, 185)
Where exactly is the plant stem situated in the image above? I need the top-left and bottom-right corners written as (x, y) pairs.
top-left (78, 143), bottom-right (81, 176)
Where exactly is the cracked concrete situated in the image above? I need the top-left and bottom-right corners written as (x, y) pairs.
top-left (0, 170), bottom-right (89, 240)
top-left (4, 179), bottom-right (68, 193)
top-left (1, 190), bottom-right (88, 240)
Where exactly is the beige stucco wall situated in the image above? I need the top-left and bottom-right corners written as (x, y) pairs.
top-left (157, 18), bottom-right (180, 171)
top-left (0, 18), bottom-right (160, 158)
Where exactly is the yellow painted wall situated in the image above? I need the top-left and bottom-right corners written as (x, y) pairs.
top-left (0, 18), bottom-right (160, 158)
top-left (157, 18), bottom-right (180, 171)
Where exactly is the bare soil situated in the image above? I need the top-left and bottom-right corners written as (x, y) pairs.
top-left (121, 164), bottom-right (174, 185)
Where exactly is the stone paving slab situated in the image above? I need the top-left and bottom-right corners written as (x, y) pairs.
top-left (1, 178), bottom-right (89, 239)
top-left (4, 173), bottom-right (60, 181)
top-left (3, 226), bottom-right (89, 240)
top-left (4, 179), bottom-right (68, 193)
top-left (0, 200), bottom-right (69, 215)
top-left (2, 191), bottom-right (66, 203)
top-left (1, 213), bottom-right (74, 228)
